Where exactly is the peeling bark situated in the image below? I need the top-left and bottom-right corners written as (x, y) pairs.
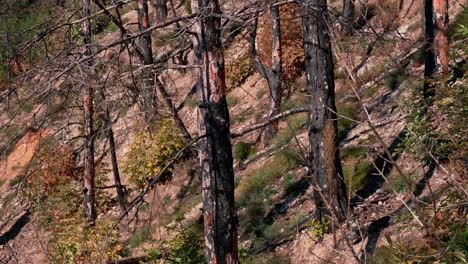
top-left (424, 0), bottom-right (449, 96)
top-left (192, 1), bottom-right (239, 263)
top-left (300, 0), bottom-right (347, 222)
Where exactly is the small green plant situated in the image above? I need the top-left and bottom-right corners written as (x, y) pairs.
top-left (233, 141), bottom-right (255, 160)
top-left (306, 217), bottom-right (330, 240)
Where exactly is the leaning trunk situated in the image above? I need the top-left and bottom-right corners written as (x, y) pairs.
top-left (82, 0), bottom-right (97, 223)
top-left (192, 0), bottom-right (239, 263)
top-left (107, 124), bottom-right (127, 212)
top-left (301, 0), bottom-right (347, 222)
top-left (137, 0), bottom-right (157, 124)
top-left (424, 0), bottom-right (449, 96)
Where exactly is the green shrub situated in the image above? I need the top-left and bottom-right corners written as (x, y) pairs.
top-left (49, 219), bottom-right (122, 263)
top-left (233, 141), bottom-right (255, 160)
top-left (124, 119), bottom-right (186, 189)
top-left (142, 219), bottom-right (204, 264)
top-left (385, 70), bottom-right (405, 90)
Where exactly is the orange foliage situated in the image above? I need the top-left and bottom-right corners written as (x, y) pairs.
top-left (29, 144), bottom-right (80, 193)
top-left (257, 3), bottom-right (304, 82)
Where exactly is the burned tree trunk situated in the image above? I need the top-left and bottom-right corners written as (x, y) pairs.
top-left (249, 5), bottom-right (283, 147)
top-left (192, 0), bottom-right (239, 263)
top-left (82, 0), bottom-right (97, 223)
top-left (342, 0), bottom-right (355, 35)
top-left (424, 0), bottom-right (449, 96)
top-left (137, 0), bottom-right (157, 124)
top-left (107, 122), bottom-right (127, 212)
top-left (155, 0), bottom-right (168, 22)
top-left (300, 0), bottom-right (347, 222)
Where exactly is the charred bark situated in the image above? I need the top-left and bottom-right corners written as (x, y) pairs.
top-left (137, 0), bottom-right (157, 124)
top-left (248, 5), bottom-right (283, 147)
top-left (424, 0), bottom-right (449, 97)
top-left (300, 0), bottom-right (347, 222)
top-left (192, 0), bottom-right (239, 263)
top-left (82, 0), bottom-right (97, 223)
top-left (342, 0), bottom-right (355, 35)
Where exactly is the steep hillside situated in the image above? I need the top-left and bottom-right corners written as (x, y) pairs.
top-left (0, 0), bottom-right (466, 263)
